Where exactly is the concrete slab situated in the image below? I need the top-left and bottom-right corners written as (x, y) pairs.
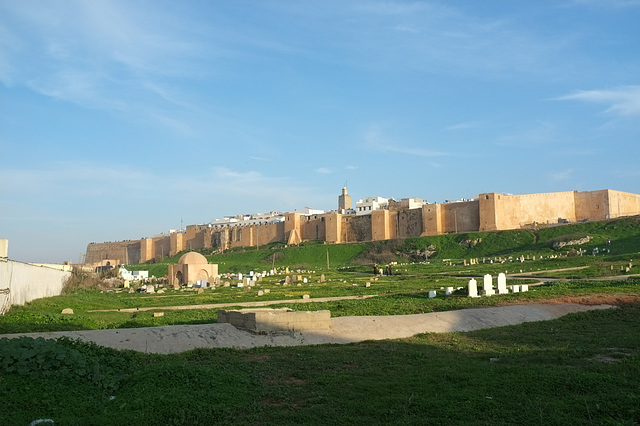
top-left (0, 303), bottom-right (614, 354)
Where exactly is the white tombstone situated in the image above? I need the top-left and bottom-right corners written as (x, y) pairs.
top-left (250, 271), bottom-right (254, 276)
top-left (497, 273), bottom-right (508, 294)
top-left (483, 274), bottom-right (495, 296)
top-left (146, 284), bottom-right (155, 294)
top-left (520, 284), bottom-right (529, 292)
top-left (511, 285), bottom-right (520, 293)
top-left (237, 281), bottom-right (244, 288)
top-left (428, 290), bottom-right (437, 298)
top-left (303, 277), bottom-right (308, 284)
top-left (468, 278), bottom-right (479, 298)
top-left (257, 290), bottom-right (264, 296)
top-left (237, 273), bottom-right (243, 281)
top-left (445, 287), bottom-right (454, 295)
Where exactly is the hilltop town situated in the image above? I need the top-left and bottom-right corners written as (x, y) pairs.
top-left (86, 187), bottom-right (640, 267)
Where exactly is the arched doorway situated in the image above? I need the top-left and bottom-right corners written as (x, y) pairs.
top-left (175, 271), bottom-right (184, 286)
top-left (196, 269), bottom-right (209, 286)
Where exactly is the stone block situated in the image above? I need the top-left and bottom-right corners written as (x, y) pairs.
top-left (218, 308), bottom-right (331, 332)
top-left (61, 308), bottom-right (74, 315)
top-left (153, 312), bottom-right (164, 317)
top-left (511, 285), bottom-right (520, 293)
top-left (445, 286), bottom-right (454, 295)
top-left (520, 284), bottom-right (529, 292)
top-left (428, 290), bottom-right (437, 298)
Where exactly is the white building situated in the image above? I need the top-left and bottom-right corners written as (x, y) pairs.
top-left (399, 198), bottom-right (426, 209)
top-left (119, 267), bottom-right (149, 281)
top-left (355, 197), bottom-right (389, 216)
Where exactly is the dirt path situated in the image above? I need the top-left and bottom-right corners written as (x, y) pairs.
top-left (1, 303), bottom-right (616, 353)
top-left (87, 294), bottom-right (383, 313)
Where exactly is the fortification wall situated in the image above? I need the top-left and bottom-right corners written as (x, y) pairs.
top-left (86, 241), bottom-right (141, 265)
top-left (344, 215), bottom-right (371, 243)
top-left (574, 190), bottom-right (609, 222)
top-left (441, 201), bottom-right (480, 233)
top-left (496, 191), bottom-right (578, 229)
top-left (397, 208), bottom-right (423, 238)
top-left (85, 189), bottom-right (640, 260)
top-left (422, 204), bottom-right (443, 236)
top-left (325, 213), bottom-right (342, 243)
top-left (301, 216), bottom-right (326, 241)
top-left (605, 190), bottom-right (640, 219)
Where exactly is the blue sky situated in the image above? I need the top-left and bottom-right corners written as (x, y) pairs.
top-left (1, 0), bottom-right (639, 263)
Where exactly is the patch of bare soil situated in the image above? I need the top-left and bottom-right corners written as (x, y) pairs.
top-left (534, 294), bottom-right (639, 306)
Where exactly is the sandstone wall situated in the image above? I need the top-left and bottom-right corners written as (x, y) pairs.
top-left (605, 190), bottom-right (640, 219)
top-left (422, 204), bottom-right (443, 236)
top-left (86, 241), bottom-right (141, 265)
top-left (301, 215), bottom-right (326, 241)
top-left (397, 208), bottom-right (424, 238)
top-left (493, 191), bottom-right (578, 229)
top-left (441, 200), bottom-right (480, 233)
top-left (85, 189), bottom-right (640, 261)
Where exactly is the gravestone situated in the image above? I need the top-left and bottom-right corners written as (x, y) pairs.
top-left (428, 290), bottom-right (436, 298)
top-left (320, 274), bottom-right (326, 282)
top-left (520, 284), bottom-right (529, 292)
top-left (264, 289), bottom-right (270, 294)
top-left (285, 276), bottom-right (292, 285)
top-left (237, 273), bottom-right (243, 281)
top-left (257, 290), bottom-right (264, 296)
top-left (146, 284), bottom-right (155, 294)
top-left (61, 308), bottom-right (74, 315)
top-left (224, 281), bottom-right (231, 287)
top-left (497, 273), bottom-right (508, 294)
top-left (365, 282), bottom-right (371, 287)
top-left (303, 277), bottom-right (308, 284)
top-left (445, 287), bottom-right (454, 295)
top-left (511, 285), bottom-right (520, 293)
top-left (468, 278), bottom-right (479, 298)
top-left (482, 274), bottom-right (495, 296)
top-left (302, 294), bottom-right (310, 300)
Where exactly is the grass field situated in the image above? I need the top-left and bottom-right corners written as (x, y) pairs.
top-left (1, 216), bottom-right (639, 424)
top-left (1, 301), bottom-right (638, 424)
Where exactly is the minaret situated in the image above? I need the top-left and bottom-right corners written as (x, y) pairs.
top-left (338, 186), bottom-right (352, 212)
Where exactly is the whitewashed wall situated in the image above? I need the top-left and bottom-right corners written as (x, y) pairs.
top-left (0, 259), bottom-right (71, 311)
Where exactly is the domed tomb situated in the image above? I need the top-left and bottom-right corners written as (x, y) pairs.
top-left (178, 251), bottom-right (207, 265)
top-left (168, 251), bottom-right (218, 288)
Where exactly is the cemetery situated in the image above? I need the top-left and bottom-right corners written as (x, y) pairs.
top-left (1, 216), bottom-right (639, 424)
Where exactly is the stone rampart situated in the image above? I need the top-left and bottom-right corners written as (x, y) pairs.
top-left (85, 189), bottom-right (640, 263)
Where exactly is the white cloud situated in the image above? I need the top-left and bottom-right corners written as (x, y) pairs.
top-left (363, 124), bottom-right (448, 157)
top-left (496, 121), bottom-right (562, 147)
top-left (445, 121), bottom-right (479, 131)
top-left (547, 169), bottom-right (574, 182)
top-left (555, 86), bottom-right (640, 118)
top-left (316, 167), bottom-right (332, 174)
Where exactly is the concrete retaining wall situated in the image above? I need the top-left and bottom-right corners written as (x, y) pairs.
top-left (0, 259), bottom-right (71, 312)
top-left (218, 308), bottom-right (331, 332)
